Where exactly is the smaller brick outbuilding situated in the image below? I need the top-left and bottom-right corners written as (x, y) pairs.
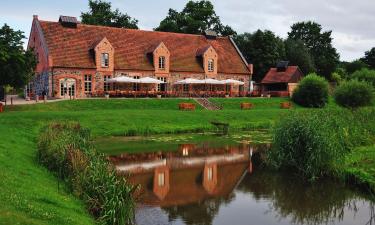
top-left (261, 61), bottom-right (304, 97)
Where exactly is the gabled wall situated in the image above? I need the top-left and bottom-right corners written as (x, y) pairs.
top-left (153, 42), bottom-right (170, 75)
top-left (94, 37), bottom-right (114, 72)
top-left (202, 46), bottom-right (218, 77)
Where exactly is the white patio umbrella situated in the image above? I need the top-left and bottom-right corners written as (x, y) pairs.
top-left (175, 78), bottom-right (204, 84)
top-left (223, 79), bottom-right (245, 85)
top-left (203, 78), bottom-right (225, 85)
top-left (138, 77), bottom-right (164, 84)
top-left (106, 76), bottom-right (137, 83)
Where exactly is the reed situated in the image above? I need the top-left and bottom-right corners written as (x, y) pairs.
top-left (37, 122), bottom-right (136, 225)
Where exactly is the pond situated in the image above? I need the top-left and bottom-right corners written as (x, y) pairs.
top-left (95, 132), bottom-right (375, 225)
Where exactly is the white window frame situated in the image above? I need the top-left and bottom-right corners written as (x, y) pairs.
top-left (84, 75), bottom-right (92, 93)
top-left (207, 167), bottom-right (213, 181)
top-left (104, 75), bottom-right (111, 92)
top-left (208, 59), bottom-right (214, 72)
top-left (101, 53), bottom-right (109, 68)
top-left (158, 56), bottom-right (165, 70)
top-left (157, 77), bottom-right (167, 91)
top-left (158, 172), bottom-right (165, 187)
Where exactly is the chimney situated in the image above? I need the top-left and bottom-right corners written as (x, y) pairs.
top-left (33, 15), bottom-right (38, 20)
top-left (204, 30), bottom-right (217, 40)
top-left (276, 61), bottom-right (289, 72)
top-left (59, 16), bottom-right (78, 28)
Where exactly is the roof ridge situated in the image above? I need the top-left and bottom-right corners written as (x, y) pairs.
top-left (38, 20), bottom-right (229, 39)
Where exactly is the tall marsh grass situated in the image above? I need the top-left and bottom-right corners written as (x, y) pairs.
top-left (37, 122), bottom-right (136, 225)
top-left (267, 108), bottom-right (375, 180)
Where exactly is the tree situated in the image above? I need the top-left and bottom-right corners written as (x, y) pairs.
top-left (344, 59), bottom-right (368, 74)
top-left (288, 21), bottom-right (339, 80)
top-left (291, 73), bottom-right (329, 108)
top-left (234, 30), bottom-right (285, 82)
top-left (362, 47), bottom-right (375, 69)
top-left (0, 24), bottom-right (36, 88)
top-left (334, 80), bottom-right (373, 109)
top-left (155, 0), bottom-right (236, 36)
top-left (81, 0), bottom-right (138, 29)
top-left (284, 38), bottom-right (316, 75)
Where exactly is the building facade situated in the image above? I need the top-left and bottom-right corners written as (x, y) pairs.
top-left (28, 15), bottom-right (253, 99)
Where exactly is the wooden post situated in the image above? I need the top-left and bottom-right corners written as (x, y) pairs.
top-left (10, 97), bottom-right (13, 106)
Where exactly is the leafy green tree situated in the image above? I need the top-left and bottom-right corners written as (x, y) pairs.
top-left (234, 30), bottom-right (285, 82)
top-left (362, 47), bottom-right (375, 69)
top-left (0, 24), bottom-right (36, 88)
top-left (284, 38), bottom-right (316, 75)
top-left (81, 0), bottom-right (138, 29)
top-left (351, 68), bottom-right (375, 87)
top-left (288, 21), bottom-right (339, 80)
top-left (155, 0), bottom-right (236, 36)
top-left (344, 59), bottom-right (368, 74)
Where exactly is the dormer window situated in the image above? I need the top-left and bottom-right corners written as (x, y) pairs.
top-left (158, 56), bottom-right (165, 70)
top-left (101, 53), bottom-right (109, 67)
top-left (208, 59), bottom-right (214, 72)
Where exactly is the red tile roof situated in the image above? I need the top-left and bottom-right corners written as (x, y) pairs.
top-left (38, 20), bottom-right (250, 74)
top-left (261, 66), bottom-right (303, 83)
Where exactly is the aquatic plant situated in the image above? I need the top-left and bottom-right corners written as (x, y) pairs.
top-left (37, 122), bottom-right (136, 225)
top-left (267, 108), bottom-right (375, 180)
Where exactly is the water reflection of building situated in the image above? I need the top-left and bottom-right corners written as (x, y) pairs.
top-left (109, 143), bottom-right (263, 207)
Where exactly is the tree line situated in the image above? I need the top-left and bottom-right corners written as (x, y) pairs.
top-left (1, 0), bottom-right (374, 89)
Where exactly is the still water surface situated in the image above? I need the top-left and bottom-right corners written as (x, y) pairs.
top-left (96, 132), bottom-right (375, 225)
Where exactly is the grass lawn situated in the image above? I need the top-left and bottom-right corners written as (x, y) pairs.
top-left (340, 145), bottom-right (375, 193)
top-left (0, 97), bottom-right (373, 224)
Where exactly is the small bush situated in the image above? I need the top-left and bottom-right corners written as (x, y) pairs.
top-left (267, 109), bottom-right (375, 180)
top-left (334, 80), bottom-right (374, 108)
top-left (351, 68), bottom-right (375, 87)
top-left (292, 73), bottom-right (329, 108)
top-left (38, 122), bottom-right (136, 225)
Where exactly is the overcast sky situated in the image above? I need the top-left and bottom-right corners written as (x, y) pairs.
top-left (1, 0), bottom-right (374, 61)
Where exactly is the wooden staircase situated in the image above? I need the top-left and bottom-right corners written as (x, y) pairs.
top-left (194, 98), bottom-right (222, 110)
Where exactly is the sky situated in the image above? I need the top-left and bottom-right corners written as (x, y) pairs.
top-left (0, 0), bottom-right (374, 62)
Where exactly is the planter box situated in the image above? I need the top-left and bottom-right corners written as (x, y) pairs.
top-left (280, 102), bottom-right (292, 109)
top-left (179, 103), bottom-right (195, 111)
top-left (241, 102), bottom-right (253, 110)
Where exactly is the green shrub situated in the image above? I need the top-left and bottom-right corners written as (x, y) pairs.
top-left (37, 122), bottom-right (136, 225)
top-left (292, 73), bottom-right (329, 108)
top-left (267, 109), bottom-right (375, 180)
top-left (334, 80), bottom-right (374, 108)
top-left (351, 68), bottom-right (375, 87)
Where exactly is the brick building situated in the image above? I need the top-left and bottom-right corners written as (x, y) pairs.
top-left (261, 61), bottom-right (304, 97)
top-left (27, 15), bottom-right (253, 98)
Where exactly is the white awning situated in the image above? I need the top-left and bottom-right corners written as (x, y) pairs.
top-left (138, 77), bottom-right (164, 84)
top-left (175, 78), bottom-right (204, 84)
top-left (223, 79), bottom-right (245, 85)
top-left (203, 78), bottom-right (225, 85)
top-left (106, 76), bottom-right (137, 83)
